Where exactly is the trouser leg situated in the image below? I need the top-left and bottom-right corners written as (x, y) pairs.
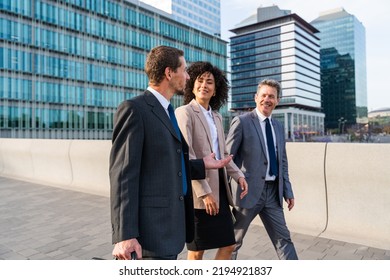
top-left (231, 204), bottom-right (261, 260)
top-left (260, 184), bottom-right (298, 260)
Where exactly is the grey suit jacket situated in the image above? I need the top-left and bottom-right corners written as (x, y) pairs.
top-left (175, 99), bottom-right (244, 209)
top-left (226, 110), bottom-right (294, 209)
top-left (109, 91), bottom-right (205, 257)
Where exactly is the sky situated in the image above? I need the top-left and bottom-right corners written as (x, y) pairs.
top-left (220, 0), bottom-right (390, 111)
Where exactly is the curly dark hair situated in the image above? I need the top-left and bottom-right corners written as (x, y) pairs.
top-left (183, 61), bottom-right (229, 111)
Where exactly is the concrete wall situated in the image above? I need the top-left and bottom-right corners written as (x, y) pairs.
top-left (0, 139), bottom-right (111, 197)
top-left (0, 139), bottom-right (389, 250)
top-left (283, 143), bottom-right (328, 237)
top-left (323, 144), bottom-right (390, 250)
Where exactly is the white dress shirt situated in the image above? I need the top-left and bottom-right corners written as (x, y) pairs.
top-left (255, 108), bottom-right (277, 181)
top-left (147, 86), bottom-right (170, 116)
top-left (198, 102), bottom-right (221, 160)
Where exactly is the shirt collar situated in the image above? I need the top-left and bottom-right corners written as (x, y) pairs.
top-left (147, 86), bottom-right (170, 110)
top-left (197, 101), bottom-right (213, 116)
top-left (255, 108), bottom-right (272, 123)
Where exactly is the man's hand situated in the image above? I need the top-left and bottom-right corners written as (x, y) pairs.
top-left (285, 198), bottom-right (295, 211)
top-left (238, 177), bottom-right (248, 199)
top-left (203, 153), bottom-right (232, 169)
top-left (112, 238), bottom-right (142, 260)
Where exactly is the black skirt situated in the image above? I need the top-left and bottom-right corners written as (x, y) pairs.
top-left (186, 169), bottom-right (235, 251)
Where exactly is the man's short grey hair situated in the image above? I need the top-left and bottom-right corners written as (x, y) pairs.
top-left (257, 79), bottom-right (282, 98)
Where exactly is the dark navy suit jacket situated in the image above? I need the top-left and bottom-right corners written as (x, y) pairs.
top-left (109, 91), bottom-right (204, 257)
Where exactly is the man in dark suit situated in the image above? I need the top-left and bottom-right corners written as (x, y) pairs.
top-left (226, 79), bottom-right (298, 260)
top-left (109, 45), bottom-right (232, 260)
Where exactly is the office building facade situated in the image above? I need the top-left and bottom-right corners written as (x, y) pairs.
top-left (0, 0), bottom-right (227, 139)
top-left (141, 0), bottom-right (221, 36)
top-left (311, 8), bottom-right (368, 131)
top-left (172, 0), bottom-right (220, 36)
top-left (230, 6), bottom-right (324, 141)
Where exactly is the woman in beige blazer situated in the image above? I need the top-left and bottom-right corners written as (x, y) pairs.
top-left (175, 62), bottom-right (248, 260)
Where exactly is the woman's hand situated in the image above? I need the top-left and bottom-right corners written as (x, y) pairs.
top-left (202, 194), bottom-right (219, 216)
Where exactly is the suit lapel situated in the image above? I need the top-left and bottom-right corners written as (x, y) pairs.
top-left (190, 100), bottom-right (213, 149)
top-left (143, 91), bottom-right (181, 142)
top-left (250, 110), bottom-right (267, 159)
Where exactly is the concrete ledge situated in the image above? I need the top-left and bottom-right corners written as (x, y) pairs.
top-left (30, 139), bottom-right (73, 187)
top-left (69, 140), bottom-right (111, 197)
top-left (0, 139), bottom-right (111, 197)
top-left (0, 138), bottom-right (3, 173)
top-left (323, 143), bottom-right (390, 250)
top-left (284, 142), bottom-right (328, 236)
top-left (0, 139), bottom-right (34, 180)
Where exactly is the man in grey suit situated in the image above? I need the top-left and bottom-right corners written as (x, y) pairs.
top-left (226, 79), bottom-right (298, 260)
top-left (109, 46), bottom-right (232, 260)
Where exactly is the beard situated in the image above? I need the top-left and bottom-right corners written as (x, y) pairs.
top-left (170, 78), bottom-right (186, 96)
top-left (176, 89), bottom-right (184, 96)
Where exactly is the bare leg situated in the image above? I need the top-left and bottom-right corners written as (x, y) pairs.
top-left (214, 245), bottom-right (235, 260)
top-left (187, 250), bottom-right (205, 260)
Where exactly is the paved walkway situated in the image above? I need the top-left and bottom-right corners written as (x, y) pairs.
top-left (1, 176), bottom-right (389, 260)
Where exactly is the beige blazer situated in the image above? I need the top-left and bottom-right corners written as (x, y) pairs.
top-left (175, 99), bottom-right (244, 209)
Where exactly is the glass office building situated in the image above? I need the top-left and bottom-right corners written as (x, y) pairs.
top-left (0, 0), bottom-right (227, 139)
top-left (230, 6), bottom-right (324, 141)
top-left (311, 8), bottom-right (368, 131)
top-left (171, 0), bottom-right (220, 36)
top-left (141, 0), bottom-right (221, 36)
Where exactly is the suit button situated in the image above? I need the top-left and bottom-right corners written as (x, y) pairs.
top-left (178, 171), bottom-right (182, 177)
top-left (264, 161), bottom-right (267, 165)
top-left (177, 148), bottom-right (181, 153)
top-left (179, 196), bottom-right (184, 200)
top-left (262, 176), bottom-right (265, 179)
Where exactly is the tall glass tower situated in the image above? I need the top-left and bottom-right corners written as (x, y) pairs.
top-left (140, 0), bottom-right (221, 36)
top-left (172, 0), bottom-right (221, 36)
top-left (311, 8), bottom-right (368, 131)
top-left (230, 6), bottom-right (324, 141)
top-left (0, 0), bottom-right (227, 139)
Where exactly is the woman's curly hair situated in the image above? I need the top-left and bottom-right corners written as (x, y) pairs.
top-left (183, 61), bottom-right (229, 111)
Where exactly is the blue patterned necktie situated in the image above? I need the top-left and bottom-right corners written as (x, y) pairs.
top-left (168, 104), bottom-right (187, 195)
top-left (265, 118), bottom-right (278, 177)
